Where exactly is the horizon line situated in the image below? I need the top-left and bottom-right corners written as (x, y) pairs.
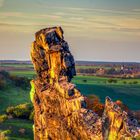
top-left (0, 59), bottom-right (140, 63)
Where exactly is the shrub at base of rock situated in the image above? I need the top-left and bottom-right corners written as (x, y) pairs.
top-left (0, 129), bottom-right (11, 140)
top-left (0, 114), bottom-right (8, 123)
top-left (6, 103), bottom-right (33, 119)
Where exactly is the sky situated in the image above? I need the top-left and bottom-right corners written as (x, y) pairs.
top-left (0, 0), bottom-right (140, 62)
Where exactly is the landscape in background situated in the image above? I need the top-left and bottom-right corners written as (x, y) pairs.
top-left (0, 60), bottom-right (140, 139)
top-left (0, 0), bottom-right (140, 139)
top-left (1, 60), bottom-right (140, 110)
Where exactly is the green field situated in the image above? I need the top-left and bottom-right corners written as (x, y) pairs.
top-left (7, 70), bottom-right (140, 110)
top-left (0, 63), bottom-right (33, 68)
top-left (0, 85), bottom-right (33, 139)
top-left (10, 71), bottom-right (35, 79)
top-left (0, 87), bottom-right (30, 114)
top-left (8, 71), bottom-right (140, 110)
top-left (72, 75), bottom-right (140, 110)
top-left (0, 69), bottom-right (137, 111)
top-left (1, 63), bottom-right (106, 69)
top-left (0, 119), bottom-right (33, 140)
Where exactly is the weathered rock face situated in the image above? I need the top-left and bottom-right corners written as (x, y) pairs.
top-left (30, 27), bottom-right (140, 140)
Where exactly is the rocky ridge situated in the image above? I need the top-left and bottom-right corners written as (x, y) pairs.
top-left (30, 27), bottom-right (140, 140)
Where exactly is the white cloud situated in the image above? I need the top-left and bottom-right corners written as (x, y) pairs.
top-left (0, 5), bottom-right (139, 39)
top-left (133, 9), bottom-right (140, 12)
top-left (0, 12), bottom-right (25, 17)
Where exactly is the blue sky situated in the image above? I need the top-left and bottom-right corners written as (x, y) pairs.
top-left (0, 0), bottom-right (140, 62)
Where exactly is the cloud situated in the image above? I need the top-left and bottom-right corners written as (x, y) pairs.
top-left (0, 12), bottom-right (62, 20)
top-left (0, 0), bottom-right (4, 7)
top-left (115, 27), bottom-right (140, 33)
top-left (46, 6), bottom-right (140, 16)
top-left (0, 5), bottom-right (140, 39)
top-left (77, 7), bottom-right (139, 15)
top-left (133, 9), bottom-right (140, 12)
top-left (0, 12), bottom-right (25, 17)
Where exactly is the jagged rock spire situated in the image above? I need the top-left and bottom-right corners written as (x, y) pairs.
top-left (31, 26), bottom-right (76, 84)
top-left (30, 27), bottom-right (140, 140)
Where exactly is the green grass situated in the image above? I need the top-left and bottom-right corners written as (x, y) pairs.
top-left (1, 63), bottom-right (112, 70)
top-left (0, 63), bottom-right (106, 69)
top-left (76, 84), bottom-right (140, 110)
top-left (6, 70), bottom-right (140, 110)
top-left (10, 71), bottom-right (35, 79)
top-left (72, 75), bottom-right (140, 110)
top-left (0, 87), bottom-right (31, 114)
top-left (72, 75), bottom-right (108, 85)
top-left (0, 83), bottom-right (33, 140)
top-left (0, 119), bottom-right (33, 140)
top-left (0, 64), bottom-right (33, 68)
top-left (72, 75), bottom-right (140, 85)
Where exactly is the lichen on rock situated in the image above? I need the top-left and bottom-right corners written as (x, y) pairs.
top-left (30, 26), bottom-right (140, 140)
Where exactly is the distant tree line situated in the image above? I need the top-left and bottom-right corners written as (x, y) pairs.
top-left (76, 67), bottom-right (140, 77)
top-left (76, 68), bottom-right (96, 74)
top-left (0, 70), bottom-right (30, 89)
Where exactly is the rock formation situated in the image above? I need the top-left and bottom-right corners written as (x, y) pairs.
top-left (30, 27), bottom-right (140, 140)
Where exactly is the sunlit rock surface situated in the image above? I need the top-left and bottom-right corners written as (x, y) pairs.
top-left (30, 27), bottom-right (140, 140)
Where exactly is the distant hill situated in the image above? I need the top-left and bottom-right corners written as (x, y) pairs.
top-left (0, 60), bottom-right (31, 64)
top-left (75, 60), bottom-right (140, 66)
top-left (0, 60), bottom-right (140, 65)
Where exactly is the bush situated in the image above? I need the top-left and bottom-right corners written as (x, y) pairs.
top-left (0, 129), bottom-right (11, 140)
top-left (0, 114), bottom-right (8, 123)
top-left (115, 100), bottom-right (129, 113)
top-left (0, 79), bottom-right (6, 89)
top-left (85, 95), bottom-right (104, 116)
top-left (107, 78), bottom-right (117, 83)
top-left (123, 81), bottom-right (127, 84)
top-left (29, 110), bottom-right (34, 120)
top-left (83, 79), bottom-right (87, 83)
top-left (129, 82), bottom-right (132, 84)
top-left (0, 71), bottom-right (9, 79)
top-left (6, 103), bottom-right (33, 119)
top-left (6, 106), bottom-right (14, 115)
top-left (106, 68), bottom-right (116, 75)
top-left (9, 75), bottom-right (30, 89)
top-left (0, 70), bottom-right (30, 89)
top-left (133, 81), bottom-right (138, 84)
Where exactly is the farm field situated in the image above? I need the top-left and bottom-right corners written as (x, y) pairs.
top-left (10, 71), bottom-right (35, 79)
top-left (0, 63), bottom-right (33, 68)
top-left (4, 64), bottom-right (140, 110)
top-left (7, 67), bottom-right (140, 110)
top-left (72, 75), bottom-right (140, 110)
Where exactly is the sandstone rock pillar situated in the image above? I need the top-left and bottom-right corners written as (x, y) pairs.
top-left (30, 27), bottom-right (140, 140)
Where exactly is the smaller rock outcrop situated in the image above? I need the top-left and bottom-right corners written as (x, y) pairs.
top-left (30, 26), bottom-right (140, 140)
top-left (103, 97), bottom-right (140, 140)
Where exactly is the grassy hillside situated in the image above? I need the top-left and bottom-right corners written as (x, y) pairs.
top-left (0, 71), bottom-right (33, 140)
top-left (0, 87), bottom-right (30, 114)
top-left (0, 119), bottom-right (33, 140)
top-left (72, 75), bottom-right (140, 110)
top-left (8, 71), bottom-right (140, 110)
